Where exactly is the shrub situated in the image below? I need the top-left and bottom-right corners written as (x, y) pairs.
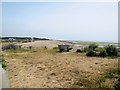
top-left (84, 44), bottom-right (98, 52)
top-left (83, 47), bottom-right (90, 52)
top-left (117, 53), bottom-right (120, 57)
top-left (105, 45), bottom-right (118, 56)
top-left (86, 49), bottom-right (97, 57)
top-left (53, 47), bottom-right (58, 50)
top-left (2, 44), bottom-right (18, 50)
top-left (114, 78), bottom-right (120, 90)
top-left (0, 57), bottom-right (6, 69)
top-left (22, 40), bottom-right (27, 43)
top-left (89, 44), bottom-right (98, 50)
top-left (52, 47), bottom-right (59, 52)
top-left (76, 49), bottom-right (82, 53)
top-left (2, 63), bottom-right (6, 69)
top-left (95, 48), bottom-right (103, 52)
top-left (99, 49), bottom-right (108, 57)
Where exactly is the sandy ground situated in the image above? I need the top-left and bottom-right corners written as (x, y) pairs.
top-left (2, 40), bottom-right (118, 88)
top-left (18, 40), bottom-right (72, 49)
top-left (18, 40), bottom-right (87, 53)
top-left (4, 50), bottom-right (118, 88)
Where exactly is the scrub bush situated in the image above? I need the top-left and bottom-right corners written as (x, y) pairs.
top-left (105, 45), bottom-right (118, 56)
top-left (99, 49), bottom-right (108, 57)
top-left (86, 49), bottom-right (97, 57)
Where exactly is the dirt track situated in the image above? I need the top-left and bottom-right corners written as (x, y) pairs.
top-left (18, 40), bottom-right (72, 49)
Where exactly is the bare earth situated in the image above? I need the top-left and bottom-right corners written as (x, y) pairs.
top-left (3, 41), bottom-right (118, 88)
top-left (18, 40), bottom-right (72, 49)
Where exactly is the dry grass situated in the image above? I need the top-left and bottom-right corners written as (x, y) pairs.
top-left (3, 48), bottom-right (119, 88)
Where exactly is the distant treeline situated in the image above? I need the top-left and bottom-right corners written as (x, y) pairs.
top-left (1, 37), bottom-right (31, 40)
top-left (0, 37), bottom-right (50, 40)
top-left (33, 37), bottom-right (50, 40)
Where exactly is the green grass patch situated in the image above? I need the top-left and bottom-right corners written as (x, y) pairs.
top-left (114, 78), bottom-right (120, 90)
top-left (5, 48), bottom-right (30, 53)
top-left (0, 56), bottom-right (7, 69)
top-left (2, 63), bottom-right (6, 69)
top-left (5, 48), bottom-right (58, 54)
top-left (4, 48), bottom-right (58, 59)
top-left (95, 69), bottom-right (120, 87)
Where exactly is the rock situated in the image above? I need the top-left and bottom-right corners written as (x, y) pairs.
top-left (90, 65), bottom-right (93, 68)
top-left (95, 62), bottom-right (98, 64)
top-left (50, 72), bottom-right (56, 76)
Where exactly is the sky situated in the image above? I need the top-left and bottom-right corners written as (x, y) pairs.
top-left (2, 2), bottom-right (118, 42)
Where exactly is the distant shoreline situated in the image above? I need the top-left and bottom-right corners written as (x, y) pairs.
top-left (0, 36), bottom-right (118, 44)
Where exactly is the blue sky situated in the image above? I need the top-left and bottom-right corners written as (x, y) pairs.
top-left (2, 2), bottom-right (118, 42)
